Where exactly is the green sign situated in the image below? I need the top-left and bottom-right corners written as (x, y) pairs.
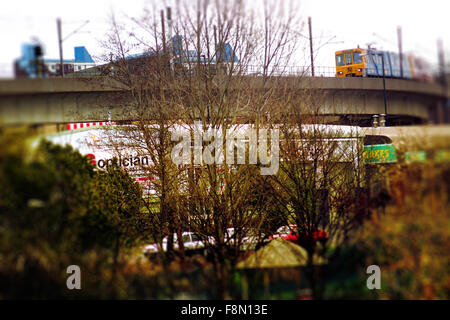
top-left (405, 151), bottom-right (426, 163)
top-left (363, 144), bottom-right (397, 164)
top-left (435, 150), bottom-right (450, 162)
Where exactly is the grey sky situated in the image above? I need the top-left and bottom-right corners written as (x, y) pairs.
top-left (0, 0), bottom-right (448, 77)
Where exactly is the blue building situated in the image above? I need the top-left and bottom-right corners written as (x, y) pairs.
top-left (15, 43), bottom-right (95, 78)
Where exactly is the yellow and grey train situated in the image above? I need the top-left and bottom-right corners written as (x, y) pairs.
top-left (335, 48), bottom-right (433, 82)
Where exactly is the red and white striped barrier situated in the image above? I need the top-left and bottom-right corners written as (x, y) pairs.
top-left (66, 122), bottom-right (116, 131)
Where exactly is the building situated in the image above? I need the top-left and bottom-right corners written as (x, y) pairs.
top-left (14, 42), bottom-right (96, 78)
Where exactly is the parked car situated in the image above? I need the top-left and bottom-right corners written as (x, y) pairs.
top-left (269, 224), bottom-right (297, 241)
top-left (225, 227), bottom-right (236, 244)
top-left (143, 231), bottom-right (210, 255)
top-left (224, 226), bottom-right (268, 250)
top-left (241, 230), bottom-right (268, 251)
top-left (269, 224), bottom-right (328, 244)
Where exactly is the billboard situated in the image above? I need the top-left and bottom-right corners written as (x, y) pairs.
top-left (363, 144), bottom-right (397, 164)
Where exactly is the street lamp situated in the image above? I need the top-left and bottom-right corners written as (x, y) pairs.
top-left (361, 52), bottom-right (388, 126)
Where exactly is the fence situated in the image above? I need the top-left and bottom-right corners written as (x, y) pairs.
top-left (3, 62), bottom-right (337, 79)
top-left (65, 64), bottom-right (337, 78)
top-left (243, 65), bottom-right (336, 77)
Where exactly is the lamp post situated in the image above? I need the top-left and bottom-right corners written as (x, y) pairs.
top-left (380, 53), bottom-right (387, 117)
top-left (57, 18), bottom-right (64, 77)
top-left (361, 51), bottom-right (388, 126)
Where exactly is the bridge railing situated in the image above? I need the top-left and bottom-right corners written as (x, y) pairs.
top-left (65, 64), bottom-right (337, 78)
top-left (0, 62), bottom-right (338, 79)
top-left (241, 65), bottom-right (336, 77)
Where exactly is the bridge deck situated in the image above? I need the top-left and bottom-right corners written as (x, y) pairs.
top-left (0, 77), bottom-right (448, 98)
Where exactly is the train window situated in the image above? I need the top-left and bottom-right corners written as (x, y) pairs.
top-left (353, 52), bottom-right (362, 64)
top-left (336, 54), bottom-right (345, 66)
top-left (376, 54), bottom-right (382, 65)
top-left (345, 53), bottom-right (353, 65)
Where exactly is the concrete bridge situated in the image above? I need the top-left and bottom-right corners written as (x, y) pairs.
top-left (0, 76), bottom-right (448, 126)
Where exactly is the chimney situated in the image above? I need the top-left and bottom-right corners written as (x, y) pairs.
top-left (379, 114), bottom-right (386, 127)
top-left (372, 115), bottom-right (379, 128)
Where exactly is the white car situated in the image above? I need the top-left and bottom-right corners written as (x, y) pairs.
top-left (143, 232), bottom-right (210, 254)
top-left (224, 227), bottom-right (266, 251)
top-left (225, 227), bottom-right (236, 244)
top-left (241, 230), bottom-right (268, 251)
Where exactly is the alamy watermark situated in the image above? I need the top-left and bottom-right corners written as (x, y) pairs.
top-left (171, 121), bottom-right (279, 175)
top-left (66, 265), bottom-right (81, 290)
top-left (366, 265), bottom-right (381, 290)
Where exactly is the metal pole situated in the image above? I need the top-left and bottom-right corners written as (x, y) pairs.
top-left (438, 39), bottom-right (445, 83)
top-left (167, 7), bottom-right (172, 40)
top-left (167, 7), bottom-right (174, 75)
top-left (161, 10), bottom-right (166, 55)
top-left (308, 17), bottom-right (314, 77)
top-left (57, 18), bottom-right (64, 77)
top-left (397, 26), bottom-right (403, 78)
top-left (381, 53), bottom-right (387, 123)
top-left (437, 38), bottom-right (446, 123)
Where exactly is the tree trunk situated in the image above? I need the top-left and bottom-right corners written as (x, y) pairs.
top-left (111, 234), bottom-right (120, 299)
top-left (307, 248), bottom-right (317, 300)
top-left (263, 270), bottom-right (270, 299)
top-left (159, 252), bottom-right (176, 299)
top-left (242, 271), bottom-right (249, 300)
top-left (213, 250), bottom-right (230, 299)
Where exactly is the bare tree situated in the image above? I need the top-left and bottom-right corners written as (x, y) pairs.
top-left (265, 92), bottom-right (368, 298)
top-left (94, 0), bottom-right (321, 299)
top-left (162, 0), bottom-right (306, 298)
